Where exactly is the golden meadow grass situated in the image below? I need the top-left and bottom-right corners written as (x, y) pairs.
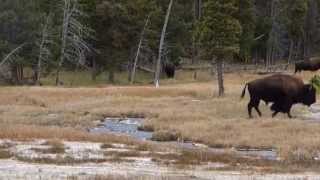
top-left (0, 70), bottom-right (320, 162)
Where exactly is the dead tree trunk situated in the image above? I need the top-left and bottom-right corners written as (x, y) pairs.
top-left (195, 0), bottom-right (202, 18)
top-left (36, 15), bottom-right (51, 85)
top-left (0, 43), bottom-right (26, 85)
top-left (297, 40), bottom-right (302, 61)
top-left (56, 0), bottom-right (70, 86)
top-left (288, 39), bottom-right (294, 64)
top-left (91, 59), bottom-right (98, 81)
top-left (154, 0), bottom-right (173, 88)
top-left (303, 26), bottom-right (311, 61)
top-left (303, 37), bottom-right (311, 61)
top-left (130, 14), bottom-right (151, 84)
top-left (216, 57), bottom-right (224, 96)
top-left (108, 69), bottom-right (115, 83)
top-left (192, 0), bottom-right (202, 64)
top-left (0, 43), bottom-right (26, 68)
top-left (266, 0), bottom-right (280, 69)
top-left (11, 64), bottom-right (24, 85)
top-left (55, 0), bottom-right (92, 86)
top-left (303, 0), bottom-right (317, 61)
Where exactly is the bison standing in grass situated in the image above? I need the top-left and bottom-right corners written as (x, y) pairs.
top-left (295, 60), bottom-right (320, 73)
top-left (241, 74), bottom-right (316, 118)
top-left (164, 63), bottom-right (176, 78)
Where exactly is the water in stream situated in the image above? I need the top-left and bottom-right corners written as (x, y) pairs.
top-left (89, 118), bottom-right (153, 140)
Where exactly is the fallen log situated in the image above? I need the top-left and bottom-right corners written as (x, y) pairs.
top-left (137, 66), bottom-right (155, 73)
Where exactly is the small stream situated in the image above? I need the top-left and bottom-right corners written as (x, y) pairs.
top-left (90, 118), bottom-right (153, 140)
top-left (89, 117), bottom-right (278, 161)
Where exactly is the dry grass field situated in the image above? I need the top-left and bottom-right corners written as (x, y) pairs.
top-left (1, 69), bottom-right (320, 168)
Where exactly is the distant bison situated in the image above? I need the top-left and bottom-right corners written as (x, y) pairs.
top-left (241, 74), bottom-right (316, 118)
top-left (295, 60), bottom-right (320, 73)
top-left (164, 63), bottom-right (176, 78)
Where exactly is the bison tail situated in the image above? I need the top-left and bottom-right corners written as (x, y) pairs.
top-left (241, 83), bottom-right (248, 99)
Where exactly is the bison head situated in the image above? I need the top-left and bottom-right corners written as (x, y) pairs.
top-left (301, 84), bottom-right (316, 106)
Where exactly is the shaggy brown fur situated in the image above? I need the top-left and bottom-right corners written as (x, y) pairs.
top-left (242, 74), bottom-right (316, 118)
top-left (295, 60), bottom-right (320, 73)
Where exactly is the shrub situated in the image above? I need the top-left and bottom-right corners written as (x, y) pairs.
top-left (310, 75), bottom-right (320, 93)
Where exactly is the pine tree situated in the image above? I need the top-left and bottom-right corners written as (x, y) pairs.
top-left (0, 0), bottom-right (41, 84)
top-left (197, 0), bottom-right (241, 96)
top-left (238, 0), bottom-right (255, 62)
top-left (286, 0), bottom-right (308, 63)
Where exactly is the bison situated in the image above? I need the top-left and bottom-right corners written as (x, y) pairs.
top-left (241, 74), bottom-right (316, 118)
top-left (295, 60), bottom-right (320, 73)
top-left (164, 63), bottom-right (176, 78)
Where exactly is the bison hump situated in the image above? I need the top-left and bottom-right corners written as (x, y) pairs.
top-left (249, 74), bottom-right (303, 96)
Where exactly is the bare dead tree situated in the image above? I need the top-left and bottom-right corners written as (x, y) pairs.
top-left (216, 57), bottom-right (224, 96)
top-left (0, 43), bottom-right (26, 68)
top-left (36, 14), bottom-right (53, 85)
top-left (56, 0), bottom-right (70, 86)
top-left (303, 0), bottom-right (318, 61)
top-left (266, 0), bottom-right (285, 70)
top-left (192, 0), bottom-right (202, 64)
top-left (56, 0), bottom-right (92, 86)
top-left (154, 0), bottom-right (174, 88)
top-left (0, 43), bottom-right (26, 83)
top-left (130, 14), bottom-right (151, 84)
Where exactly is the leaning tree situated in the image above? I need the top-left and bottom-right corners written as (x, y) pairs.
top-left (56, 0), bottom-right (93, 86)
top-left (154, 0), bottom-right (174, 88)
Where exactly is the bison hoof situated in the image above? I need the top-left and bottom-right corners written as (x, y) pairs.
top-left (272, 112), bottom-right (278, 118)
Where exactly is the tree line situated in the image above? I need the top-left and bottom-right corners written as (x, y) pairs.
top-left (1, 0), bottom-right (320, 91)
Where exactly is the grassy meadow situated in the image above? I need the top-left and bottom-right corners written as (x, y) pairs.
top-left (1, 68), bottom-right (320, 170)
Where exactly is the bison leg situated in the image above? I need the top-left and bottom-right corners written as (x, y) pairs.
top-left (271, 102), bottom-right (281, 118)
top-left (272, 111), bottom-right (279, 118)
top-left (271, 99), bottom-right (294, 118)
top-left (296, 68), bottom-right (302, 73)
top-left (248, 98), bottom-right (261, 118)
top-left (248, 103), bottom-right (253, 118)
top-left (282, 98), bottom-right (294, 118)
top-left (283, 108), bottom-right (294, 118)
top-left (254, 106), bottom-right (262, 117)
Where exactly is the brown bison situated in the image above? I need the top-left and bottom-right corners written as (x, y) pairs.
top-left (295, 60), bottom-right (320, 73)
top-left (241, 74), bottom-right (316, 118)
top-left (164, 63), bottom-right (176, 78)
